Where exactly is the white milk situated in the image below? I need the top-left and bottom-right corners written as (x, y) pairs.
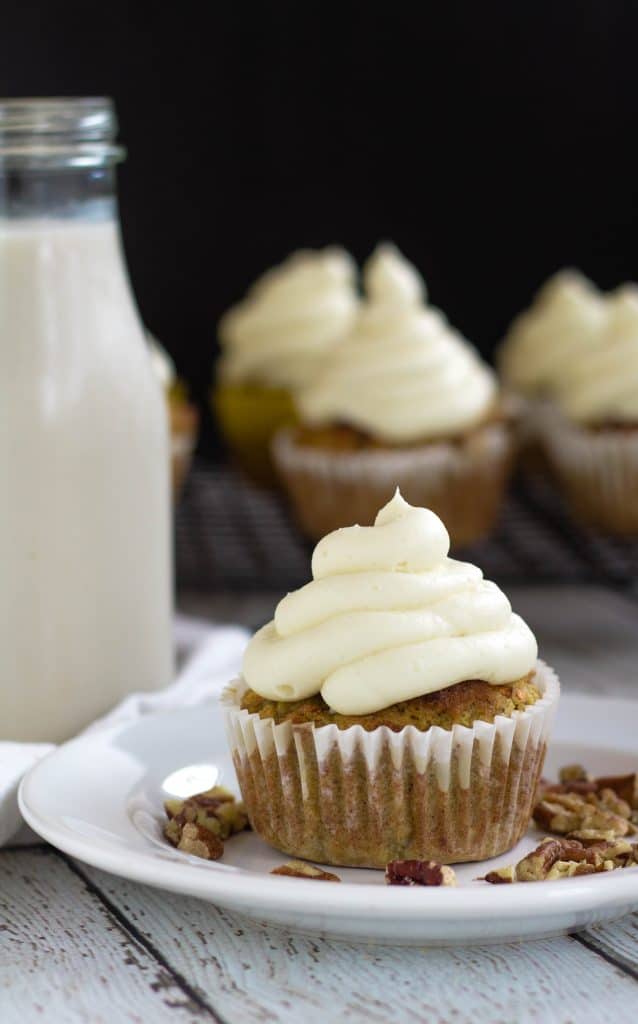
top-left (0, 218), bottom-right (174, 741)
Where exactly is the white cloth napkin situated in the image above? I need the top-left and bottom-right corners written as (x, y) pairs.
top-left (0, 614), bottom-right (249, 846)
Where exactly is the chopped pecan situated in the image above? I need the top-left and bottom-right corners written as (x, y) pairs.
top-left (542, 781), bottom-right (599, 797)
top-left (533, 790), bottom-right (632, 838)
top-left (559, 764), bottom-right (592, 784)
top-left (567, 829), bottom-right (618, 845)
top-left (546, 860), bottom-right (596, 879)
top-left (164, 785), bottom-right (249, 860)
top-left (595, 788), bottom-right (633, 820)
top-left (175, 822), bottom-right (223, 860)
top-left (515, 838), bottom-right (586, 881)
top-left (594, 773), bottom-right (638, 810)
top-left (482, 865), bottom-right (515, 884)
top-left (270, 860), bottom-right (341, 881)
top-left (482, 835), bottom-right (638, 883)
top-left (164, 785), bottom-right (249, 841)
top-left (385, 859), bottom-right (457, 887)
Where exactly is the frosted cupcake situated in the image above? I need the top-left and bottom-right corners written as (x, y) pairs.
top-left (497, 271), bottom-right (606, 466)
top-left (273, 244), bottom-right (513, 545)
top-left (148, 336), bottom-right (198, 499)
top-left (498, 270), bottom-right (606, 400)
top-left (538, 285), bottom-right (638, 533)
top-left (214, 248), bottom-right (358, 485)
top-left (223, 491), bottom-right (559, 868)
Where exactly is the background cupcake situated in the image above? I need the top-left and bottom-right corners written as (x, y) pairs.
top-left (273, 244), bottom-right (513, 546)
top-left (497, 270), bottom-right (606, 468)
top-left (498, 270), bottom-right (605, 401)
top-left (214, 248), bottom-right (359, 485)
top-left (538, 285), bottom-right (638, 533)
top-left (148, 336), bottom-right (199, 500)
top-left (224, 491), bottom-right (559, 868)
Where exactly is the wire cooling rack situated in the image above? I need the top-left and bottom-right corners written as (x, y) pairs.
top-left (175, 460), bottom-right (638, 591)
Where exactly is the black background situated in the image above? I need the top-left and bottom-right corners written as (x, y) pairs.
top-left (4, 2), bottom-right (638, 451)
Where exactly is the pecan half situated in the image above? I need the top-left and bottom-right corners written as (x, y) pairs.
top-left (270, 860), bottom-right (341, 881)
top-left (385, 859), bottom-right (457, 887)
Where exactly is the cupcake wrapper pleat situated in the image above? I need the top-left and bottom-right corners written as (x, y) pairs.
top-left (222, 661), bottom-right (559, 868)
top-left (540, 408), bottom-right (638, 534)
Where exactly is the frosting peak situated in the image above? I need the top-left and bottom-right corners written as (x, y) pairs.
top-left (217, 247), bottom-right (358, 390)
top-left (311, 490), bottom-right (450, 580)
top-left (363, 242), bottom-right (425, 307)
top-left (297, 245), bottom-right (496, 442)
top-left (498, 270), bottom-right (606, 395)
top-left (242, 493), bottom-right (537, 715)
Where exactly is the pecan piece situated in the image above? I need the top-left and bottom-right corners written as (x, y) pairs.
top-left (533, 791), bottom-right (632, 838)
top-left (176, 822), bottom-right (224, 860)
top-left (559, 764), bottom-right (592, 784)
top-left (542, 781), bottom-right (599, 797)
top-left (515, 838), bottom-right (586, 881)
top-left (482, 834), bottom-right (638, 883)
top-left (595, 788), bottom-right (633, 821)
top-left (164, 785), bottom-right (249, 841)
top-left (482, 865), bottom-right (515, 884)
top-left (270, 860), bottom-right (341, 881)
top-left (594, 773), bottom-right (638, 810)
top-left (567, 829), bottom-right (618, 845)
top-left (385, 859), bottom-right (457, 887)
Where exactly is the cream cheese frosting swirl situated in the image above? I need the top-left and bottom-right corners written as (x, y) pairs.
top-left (498, 270), bottom-right (606, 397)
top-left (296, 244), bottom-right (496, 442)
top-left (217, 247), bottom-right (359, 390)
top-left (242, 491), bottom-right (538, 715)
top-left (551, 284), bottom-right (638, 423)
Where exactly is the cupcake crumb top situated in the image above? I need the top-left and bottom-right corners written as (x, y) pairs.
top-left (240, 674), bottom-right (540, 733)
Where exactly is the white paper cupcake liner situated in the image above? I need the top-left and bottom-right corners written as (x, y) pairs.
top-left (539, 406), bottom-right (638, 533)
top-left (222, 660), bottom-right (559, 868)
top-left (271, 422), bottom-right (513, 546)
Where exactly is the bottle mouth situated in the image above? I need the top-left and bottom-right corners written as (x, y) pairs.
top-left (0, 97), bottom-right (125, 168)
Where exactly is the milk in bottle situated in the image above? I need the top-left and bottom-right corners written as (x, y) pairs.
top-left (0, 98), bottom-right (173, 741)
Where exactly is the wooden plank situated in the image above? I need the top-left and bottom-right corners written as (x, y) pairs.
top-left (78, 862), bottom-right (638, 1024)
top-left (576, 914), bottom-right (638, 979)
top-left (0, 848), bottom-right (219, 1024)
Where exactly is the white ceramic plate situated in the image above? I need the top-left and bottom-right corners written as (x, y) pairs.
top-left (19, 694), bottom-right (638, 946)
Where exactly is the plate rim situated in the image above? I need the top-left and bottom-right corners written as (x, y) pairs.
top-left (18, 693), bottom-right (638, 923)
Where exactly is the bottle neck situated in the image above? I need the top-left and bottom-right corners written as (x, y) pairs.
top-left (0, 164), bottom-right (118, 222)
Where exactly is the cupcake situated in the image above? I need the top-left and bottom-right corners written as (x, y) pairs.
top-left (214, 248), bottom-right (359, 485)
top-left (498, 270), bottom-right (605, 400)
top-left (223, 490), bottom-right (559, 868)
top-left (273, 244), bottom-right (513, 546)
top-left (537, 285), bottom-right (638, 533)
top-left (149, 336), bottom-right (199, 499)
top-left (497, 271), bottom-right (606, 466)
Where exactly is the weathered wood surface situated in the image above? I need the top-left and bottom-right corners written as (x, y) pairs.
top-left (0, 848), bottom-right (213, 1024)
top-left (0, 848), bottom-right (637, 1024)
top-left (79, 862), bottom-right (638, 1024)
top-left (1, 585), bottom-right (637, 1023)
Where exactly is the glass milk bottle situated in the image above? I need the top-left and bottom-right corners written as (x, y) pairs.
top-left (0, 98), bottom-right (173, 741)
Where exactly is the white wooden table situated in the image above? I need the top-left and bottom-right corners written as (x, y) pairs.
top-left (2, 585), bottom-right (638, 1024)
